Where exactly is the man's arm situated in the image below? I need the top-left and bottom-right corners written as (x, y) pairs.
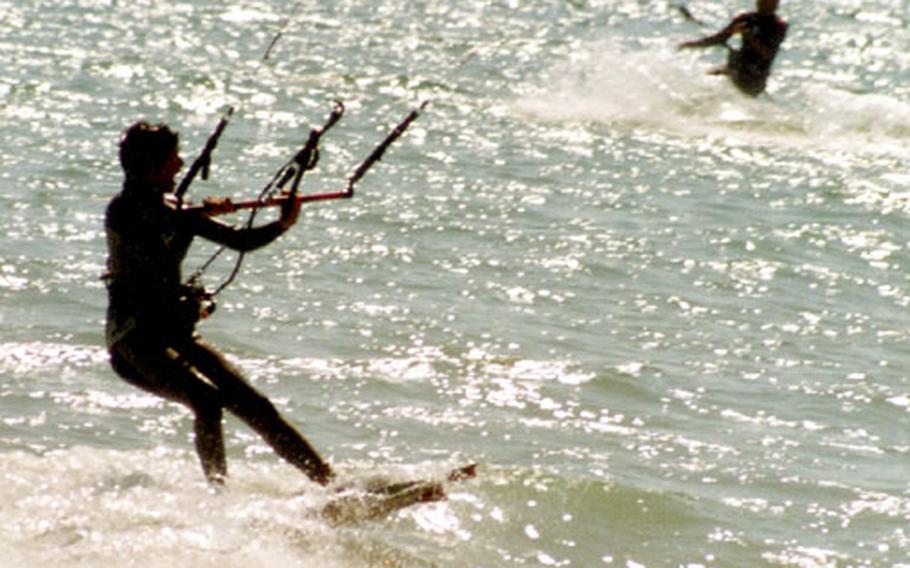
top-left (187, 213), bottom-right (285, 252)
top-left (678, 14), bottom-right (748, 49)
top-left (182, 195), bottom-right (301, 253)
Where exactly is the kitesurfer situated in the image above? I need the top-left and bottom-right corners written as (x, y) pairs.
top-left (104, 121), bottom-right (334, 486)
top-left (679, 0), bottom-right (788, 97)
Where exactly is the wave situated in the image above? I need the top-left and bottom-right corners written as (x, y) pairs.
top-left (0, 447), bottom-right (478, 568)
top-left (513, 40), bottom-right (910, 157)
top-left (3, 442), bottom-right (901, 567)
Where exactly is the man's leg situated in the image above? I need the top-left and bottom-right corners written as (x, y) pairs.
top-left (110, 339), bottom-right (227, 483)
top-left (180, 337), bottom-right (335, 485)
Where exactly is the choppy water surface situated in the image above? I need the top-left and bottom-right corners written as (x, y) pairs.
top-left (1, 1), bottom-right (909, 566)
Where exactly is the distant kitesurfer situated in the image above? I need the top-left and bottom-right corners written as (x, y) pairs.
top-left (103, 121), bottom-right (334, 486)
top-left (678, 0), bottom-right (788, 97)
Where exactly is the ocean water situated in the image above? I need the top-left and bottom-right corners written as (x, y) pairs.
top-left (2, 0), bottom-right (909, 566)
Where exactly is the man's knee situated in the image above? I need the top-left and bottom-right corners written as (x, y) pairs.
top-left (192, 398), bottom-right (223, 425)
top-left (109, 349), bottom-right (130, 377)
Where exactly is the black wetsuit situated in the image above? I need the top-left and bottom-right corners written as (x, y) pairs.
top-left (683, 12), bottom-right (788, 96)
top-left (104, 180), bottom-right (332, 484)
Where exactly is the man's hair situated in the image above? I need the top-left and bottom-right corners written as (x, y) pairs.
top-left (119, 121), bottom-right (179, 176)
top-left (757, 0), bottom-right (779, 13)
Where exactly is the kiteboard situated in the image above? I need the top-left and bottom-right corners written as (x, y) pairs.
top-left (321, 463), bottom-right (477, 526)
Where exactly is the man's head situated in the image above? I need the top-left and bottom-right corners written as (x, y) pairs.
top-left (757, 0), bottom-right (779, 14)
top-left (119, 121), bottom-right (181, 182)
